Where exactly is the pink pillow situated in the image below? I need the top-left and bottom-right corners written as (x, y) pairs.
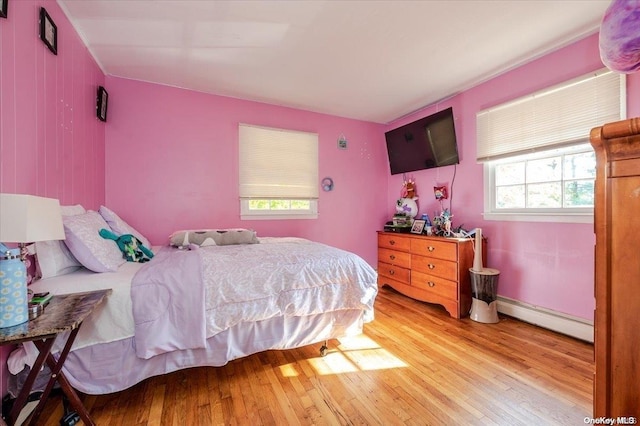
top-left (63, 211), bottom-right (126, 272)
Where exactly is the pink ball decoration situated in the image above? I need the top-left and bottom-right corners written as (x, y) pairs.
top-left (599, 0), bottom-right (640, 73)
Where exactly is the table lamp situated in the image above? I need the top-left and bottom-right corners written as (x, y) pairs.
top-left (0, 194), bottom-right (65, 328)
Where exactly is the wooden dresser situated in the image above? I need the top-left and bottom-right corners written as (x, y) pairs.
top-left (591, 117), bottom-right (640, 417)
top-left (377, 231), bottom-right (484, 318)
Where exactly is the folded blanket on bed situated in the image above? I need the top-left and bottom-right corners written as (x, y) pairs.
top-left (131, 247), bottom-right (206, 359)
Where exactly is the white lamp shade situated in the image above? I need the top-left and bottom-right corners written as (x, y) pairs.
top-left (0, 193), bottom-right (65, 243)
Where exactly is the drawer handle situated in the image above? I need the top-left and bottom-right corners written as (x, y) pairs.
top-left (389, 255), bottom-right (396, 260)
top-left (428, 246), bottom-right (435, 252)
top-left (389, 270), bottom-right (395, 275)
top-left (428, 281), bottom-right (435, 287)
top-left (428, 264), bottom-right (435, 269)
top-left (390, 240), bottom-right (396, 246)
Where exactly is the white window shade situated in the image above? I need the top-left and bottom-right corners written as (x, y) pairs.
top-left (239, 124), bottom-right (319, 199)
top-left (476, 69), bottom-right (625, 162)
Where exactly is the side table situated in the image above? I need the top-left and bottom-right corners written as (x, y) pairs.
top-left (0, 289), bottom-right (111, 426)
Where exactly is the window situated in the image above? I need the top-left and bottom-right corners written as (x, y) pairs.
top-left (485, 144), bottom-right (595, 222)
top-left (477, 69), bottom-right (625, 223)
top-left (239, 124), bottom-right (318, 219)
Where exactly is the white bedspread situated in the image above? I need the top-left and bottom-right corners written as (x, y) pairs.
top-left (132, 237), bottom-right (378, 358)
top-left (203, 237), bottom-right (378, 335)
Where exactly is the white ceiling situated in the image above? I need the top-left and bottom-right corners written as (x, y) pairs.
top-left (58, 0), bottom-right (611, 124)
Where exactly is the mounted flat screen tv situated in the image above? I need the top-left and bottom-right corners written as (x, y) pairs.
top-left (385, 107), bottom-right (459, 175)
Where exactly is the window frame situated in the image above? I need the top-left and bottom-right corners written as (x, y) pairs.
top-left (483, 143), bottom-right (595, 223)
top-left (240, 199), bottom-right (318, 220)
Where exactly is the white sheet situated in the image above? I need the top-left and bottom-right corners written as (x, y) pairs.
top-left (9, 261), bottom-right (143, 375)
top-left (27, 261), bottom-right (142, 350)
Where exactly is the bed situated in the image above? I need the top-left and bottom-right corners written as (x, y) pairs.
top-left (8, 207), bottom-right (378, 395)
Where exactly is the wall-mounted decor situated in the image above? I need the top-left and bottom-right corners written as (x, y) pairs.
top-left (321, 177), bottom-right (334, 192)
top-left (0, 0), bottom-right (7, 19)
top-left (39, 8), bottom-right (57, 55)
top-left (97, 86), bottom-right (108, 122)
top-left (337, 135), bottom-right (348, 149)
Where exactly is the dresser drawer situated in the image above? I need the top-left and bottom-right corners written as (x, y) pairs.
top-left (378, 234), bottom-right (411, 252)
top-left (411, 270), bottom-right (458, 300)
top-left (378, 248), bottom-right (411, 268)
top-left (411, 238), bottom-right (457, 261)
top-left (411, 255), bottom-right (457, 281)
top-left (377, 262), bottom-right (410, 284)
top-left (378, 274), bottom-right (411, 291)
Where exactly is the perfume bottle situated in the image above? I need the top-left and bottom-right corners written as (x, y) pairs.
top-left (421, 214), bottom-right (432, 235)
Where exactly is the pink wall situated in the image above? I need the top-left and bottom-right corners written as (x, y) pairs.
top-left (0, 1), bottom-right (105, 206)
top-left (104, 77), bottom-right (388, 266)
top-left (385, 33), bottom-right (640, 321)
top-left (0, 0), bottom-right (105, 397)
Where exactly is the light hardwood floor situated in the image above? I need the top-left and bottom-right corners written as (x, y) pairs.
top-left (39, 287), bottom-right (593, 425)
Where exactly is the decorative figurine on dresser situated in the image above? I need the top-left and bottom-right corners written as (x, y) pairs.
top-left (590, 116), bottom-right (640, 418)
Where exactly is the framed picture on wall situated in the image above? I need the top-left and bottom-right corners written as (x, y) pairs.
top-left (1, 0), bottom-right (8, 19)
top-left (39, 8), bottom-right (57, 54)
top-left (97, 86), bottom-right (108, 122)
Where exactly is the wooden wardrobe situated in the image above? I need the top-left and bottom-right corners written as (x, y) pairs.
top-left (590, 116), bottom-right (640, 417)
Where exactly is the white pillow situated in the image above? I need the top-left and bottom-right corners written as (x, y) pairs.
top-left (35, 204), bottom-right (86, 279)
top-left (62, 211), bottom-right (126, 273)
top-left (98, 206), bottom-right (151, 248)
top-left (60, 204), bottom-right (87, 216)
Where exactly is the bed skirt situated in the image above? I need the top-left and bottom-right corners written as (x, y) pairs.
top-left (62, 309), bottom-right (365, 395)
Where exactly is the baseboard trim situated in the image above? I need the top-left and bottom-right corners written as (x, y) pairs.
top-left (497, 296), bottom-right (594, 343)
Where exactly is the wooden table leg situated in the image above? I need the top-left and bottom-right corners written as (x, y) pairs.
top-left (43, 353), bottom-right (93, 426)
top-left (28, 326), bottom-right (95, 426)
top-left (7, 337), bottom-right (55, 426)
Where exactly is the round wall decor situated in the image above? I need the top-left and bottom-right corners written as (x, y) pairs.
top-left (321, 177), bottom-right (334, 191)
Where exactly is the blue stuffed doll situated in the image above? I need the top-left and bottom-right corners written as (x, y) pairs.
top-left (99, 228), bottom-right (154, 262)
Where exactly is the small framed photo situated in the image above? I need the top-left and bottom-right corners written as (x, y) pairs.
top-left (1, 0), bottom-right (8, 19)
top-left (39, 7), bottom-right (57, 55)
top-left (97, 86), bottom-right (108, 122)
top-left (411, 219), bottom-right (426, 234)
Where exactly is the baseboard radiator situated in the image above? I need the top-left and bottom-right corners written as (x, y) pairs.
top-left (497, 296), bottom-right (594, 343)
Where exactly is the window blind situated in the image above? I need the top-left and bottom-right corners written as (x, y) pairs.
top-left (476, 69), bottom-right (625, 162)
top-left (239, 124), bottom-right (319, 199)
